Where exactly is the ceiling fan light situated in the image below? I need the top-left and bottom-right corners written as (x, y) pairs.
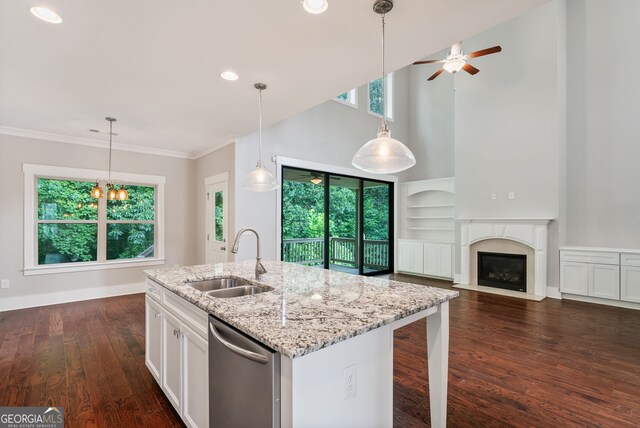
top-left (302, 0), bottom-right (328, 14)
top-left (443, 58), bottom-right (465, 73)
top-left (310, 177), bottom-right (323, 185)
top-left (243, 162), bottom-right (279, 192)
top-left (352, 129), bottom-right (416, 174)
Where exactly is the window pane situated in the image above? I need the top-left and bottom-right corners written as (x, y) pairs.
top-left (107, 185), bottom-right (155, 221)
top-left (214, 191), bottom-right (224, 241)
top-left (369, 77), bottom-right (383, 115)
top-left (38, 178), bottom-right (98, 220)
top-left (336, 92), bottom-right (349, 102)
top-left (38, 223), bottom-right (98, 264)
top-left (107, 224), bottom-right (155, 260)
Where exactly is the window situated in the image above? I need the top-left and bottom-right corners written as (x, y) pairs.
top-left (368, 73), bottom-right (393, 120)
top-left (333, 88), bottom-right (357, 108)
top-left (24, 164), bottom-right (165, 275)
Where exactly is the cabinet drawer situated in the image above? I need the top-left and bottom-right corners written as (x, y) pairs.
top-left (163, 290), bottom-right (208, 340)
top-left (146, 279), bottom-right (162, 302)
top-left (560, 250), bottom-right (619, 265)
top-left (621, 253), bottom-right (640, 267)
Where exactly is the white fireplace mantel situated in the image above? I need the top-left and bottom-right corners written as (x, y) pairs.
top-left (457, 218), bottom-right (553, 299)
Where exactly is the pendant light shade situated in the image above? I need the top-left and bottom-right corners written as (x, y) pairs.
top-left (243, 83), bottom-right (279, 192)
top-left (90, 182), bottom-right (104, 198)
top-left (352, 0), bottom-right (415, 174)
top-left (352, 126), bottom-right (416, 174)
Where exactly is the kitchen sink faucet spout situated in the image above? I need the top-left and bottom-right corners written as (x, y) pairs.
top-left (231, 228), bottom-right (267, 280)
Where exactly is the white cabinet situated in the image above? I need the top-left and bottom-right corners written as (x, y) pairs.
top-left (559, 261), bottom-right (589, 295)
top-left (560, 250), bottom-right (619, 300)
top-left (588, 264), bottom-right (620, 300)
top-left (398, 239), bottom-right (453, 279)
top-left (145, 296), bottom-right (162, 383)
top-left (398, 240), bottom-right (424, 274)
top-left (146, 279), bottom-right (209, 428)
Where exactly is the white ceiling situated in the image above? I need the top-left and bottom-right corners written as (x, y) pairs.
top-left (0, 0), bottom-right (547, 158)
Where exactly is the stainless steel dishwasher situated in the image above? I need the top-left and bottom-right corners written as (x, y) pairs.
top-left (209, 315), bottom-right (280, 428)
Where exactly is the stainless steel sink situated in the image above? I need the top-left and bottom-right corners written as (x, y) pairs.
top-left (186, 278), bottom-right (250, 292)
top-left (206, 285), bottom-right (272, 299)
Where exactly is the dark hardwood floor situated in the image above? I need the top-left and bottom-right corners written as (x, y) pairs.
top-left (0, 277), bottom-right (639, 427)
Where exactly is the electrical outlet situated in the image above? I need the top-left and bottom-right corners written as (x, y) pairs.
top-left (1, 279), bottom-right (9, 289)
top-left (508, 192), bottom-right (515, 200)
top-left (343, 364), bottom-right (357, 399)
top-left (491, 193), bottom-right (497, 200)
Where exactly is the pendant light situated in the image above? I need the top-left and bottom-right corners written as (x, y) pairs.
top-left (242, 83), bottom-right (279, 192)
top-left (90, 117), bottom-right (129, 200)
top-left (352, 0), bottom-right (415, 174)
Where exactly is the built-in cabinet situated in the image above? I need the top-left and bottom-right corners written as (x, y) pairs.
top-left (560, 247), bottom-right (640, 305)
top-left (398, 178), bottom-right (454, 280)
top-left (146, 279), bottom-right (209, 428)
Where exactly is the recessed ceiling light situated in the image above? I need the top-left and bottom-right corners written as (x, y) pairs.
top-left (220, 71), bottom-right (239, 81)
top-left (302, 0), bottom-right (328, 15)
top-left (30, 7), bottom-right (63, 24)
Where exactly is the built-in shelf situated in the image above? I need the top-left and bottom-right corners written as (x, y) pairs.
top-left (400, 178), bottom-right (455, 243)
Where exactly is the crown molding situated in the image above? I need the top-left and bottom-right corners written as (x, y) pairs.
top-left (0, 126), bottom-right (195, 159)
top-left (190, 135), bottom-right (239, 159)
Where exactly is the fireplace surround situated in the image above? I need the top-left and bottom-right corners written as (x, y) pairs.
top-left (458, 218), bottom-right (552, 299)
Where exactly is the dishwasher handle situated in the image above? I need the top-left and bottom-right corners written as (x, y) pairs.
top-left (209, 322), bottom-right (269, 364)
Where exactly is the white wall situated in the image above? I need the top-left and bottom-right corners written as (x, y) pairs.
top-left (565, 0), bottom-right (640, 248)
top-left (234, 69), bottom-right (410, 261)
top-left (0, 134), bottom-right (197, 311)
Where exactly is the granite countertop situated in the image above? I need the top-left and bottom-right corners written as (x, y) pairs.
top-left (145, 260), bottom-right (458, 359)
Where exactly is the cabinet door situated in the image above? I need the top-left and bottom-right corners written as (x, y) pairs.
top-left (145, 296), bottom-right (163, 383)
top-left (560, 261), bottom-right (588, 295)
top-left (621, 265), bottom-right (640, 303)
top-left (162, 310), bottom-right (182, 413)
top-left (437, 244), bottom-right (453, 278)
top-left (398, 241), bottom-right (424, 274)
top-left (182, 326), bottom-right (209, 428)
top-left (589, 263), bottom-right (620, 300)
top-left (423, 243), bottom-right (439, 276)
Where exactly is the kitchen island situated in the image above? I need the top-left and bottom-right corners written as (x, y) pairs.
top-left (145, 260), bottom-right (458, 428)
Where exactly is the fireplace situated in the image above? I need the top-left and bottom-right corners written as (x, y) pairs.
top-left (477, 252), bottom-right (526, 292)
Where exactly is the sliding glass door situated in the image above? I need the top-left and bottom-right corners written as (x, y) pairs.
top-left (281, 166), bottom-right (393, 276)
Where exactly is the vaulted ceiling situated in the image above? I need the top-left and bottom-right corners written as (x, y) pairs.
top-left (0, 0), bottom-right (548, 157)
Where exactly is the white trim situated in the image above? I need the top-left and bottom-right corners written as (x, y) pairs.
top-left (23, 259), bottom-right (166, 276)
top-left (2, 126), bottom-right (193, 159)
top-left (453, 274), bottom-right (461, 284)
top-left (453, 283), bottom-right (546, 301)
top-left (205, 172), bottom-right (230, 263)
top-left (546, 286), bottom-right (562, 299)
top-left (23, 163), bottom-right (165, 273)
top-left (204, 171), bottom-right (229, 185)
top-left (0, 282), bottom-right (146, 312)
top-left (562, 293), bottom-right (640, 311)
top-left (191, 136), bottom-right (239, 160)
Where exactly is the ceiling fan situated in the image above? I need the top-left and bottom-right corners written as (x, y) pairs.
top-left (413, 42), bottom-right (502, 81)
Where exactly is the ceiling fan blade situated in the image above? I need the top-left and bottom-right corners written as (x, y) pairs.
top-left (462, 63), bottom-right (480, 75)
top-left (413, 59), bottom-right (445, 65)
top-left (468, 45), bottom-right (502, 59)
top-left (427, 68), bottom-right (444, 81)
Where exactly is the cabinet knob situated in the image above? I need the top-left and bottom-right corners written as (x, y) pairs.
top-left (154, 312), bottom-right (161, 318)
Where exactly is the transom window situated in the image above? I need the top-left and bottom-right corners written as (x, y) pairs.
top-left (368, 73), bottom-right (393, 120)
top-left (24, 164), bottom-right (165, 275)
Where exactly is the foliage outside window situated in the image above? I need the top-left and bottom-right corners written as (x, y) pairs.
top-left (368, 73), bottom-right (393, 120)
top-left (214, 191), bottom-right (224, 241)
top-left (334, 88), bottom-right (357, 108)
top-left (24, 164), bottom-right (165, 275)
top-left (37, 178), bottom-right (156, 265)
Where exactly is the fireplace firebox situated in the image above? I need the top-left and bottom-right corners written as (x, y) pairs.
top-left (477, 252), bottom-right (526, 292)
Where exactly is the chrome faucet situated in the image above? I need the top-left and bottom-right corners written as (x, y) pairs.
top-left (231, 228), bottom-right (267, 280)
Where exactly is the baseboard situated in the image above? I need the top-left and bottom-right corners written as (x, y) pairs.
top-left (546, 286), bottom-right (562, 299)
top-left (453, 274), bottom-right (461, 284)
top-left (561, 293), bottom-right (640, 311)
top-left (0, 282), bottom-right (145, 312)
top-left (453, 283), bottom-right (545, 301)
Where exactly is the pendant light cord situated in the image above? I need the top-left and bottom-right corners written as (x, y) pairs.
top-left (381, 13), bottom-right (388, 132)
top-left (258, 88), bottom-right (263, 165)
top-left (107, 118), bottom-right (113, 184)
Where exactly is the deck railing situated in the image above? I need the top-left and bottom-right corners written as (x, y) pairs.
top-left (283, 237), bottom-right (389, 270)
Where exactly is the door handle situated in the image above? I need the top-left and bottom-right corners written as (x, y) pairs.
top-left (209, 323), bottom-right (268, 364)
top-left (221, 246), bottom-right (226, 251)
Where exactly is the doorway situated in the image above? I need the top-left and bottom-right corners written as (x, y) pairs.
top-left (281, 166), bottom-right (393, 275)
top-left (205, 173), bottom-right (228, 264)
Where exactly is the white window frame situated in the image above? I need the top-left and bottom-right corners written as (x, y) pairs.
top-left (333, 88), bottom-right (358, 109)
top-left (23, 163), bottom-right (166, 276)
top-left (367, 72), bottom-right (394, 121)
